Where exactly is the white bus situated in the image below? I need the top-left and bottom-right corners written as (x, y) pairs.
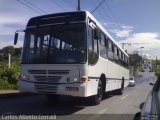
top-left (14, 11), bottom-right (129, 105)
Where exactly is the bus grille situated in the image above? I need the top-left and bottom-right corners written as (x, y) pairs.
top-left (28, 69), bottom-right (70, 83)
top-left (48, 70), bottom-right (70, 74)
top-left (29, 70), bottom-right (46, 74)
top-left (35, 83), bottom-right (57, 93)
top-left (29, 70), bottom-right (69, 75)
top-left (34, 76), bottom-right (61, 83)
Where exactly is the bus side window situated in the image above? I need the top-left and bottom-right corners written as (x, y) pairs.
top-left (124, 55), bottom-right (129, 69)
top-left (88, 27), bottom-right (99, 65)
top-left (112, 43), bottom-right (114, 53)
top-left (99, 32), bottom-right (107, 59)
top-left (117, 48), bottom-right (119, 57)
top-left (93, 29), bottom-right (98, 53)
top-left (108, 39), bottom-right (113, 60)
top-left (105, 37), bottom-right (108, 48)
top-left (121, 53), bottom-right (125, 67)
top-left (108, 40), bottom-right (112, 51)
top-left (88, 27), bottom-right (93, 51)
top-left (114, 46), bottom-right (119, 63)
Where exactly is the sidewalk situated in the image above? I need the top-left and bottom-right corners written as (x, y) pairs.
top-left (0, 90), bottom-right (19, 94)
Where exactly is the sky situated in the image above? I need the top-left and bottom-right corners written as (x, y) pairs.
top-left (0, 0), bottom-right (160, 59)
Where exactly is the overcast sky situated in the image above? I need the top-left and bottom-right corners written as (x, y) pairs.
top-left (0, 0), bottom-right (160, 59)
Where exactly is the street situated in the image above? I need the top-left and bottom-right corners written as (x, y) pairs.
top-left (0, 72), bottom-right (156, 120)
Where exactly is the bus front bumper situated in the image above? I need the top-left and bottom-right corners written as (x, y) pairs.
top-left (18, 80), bottom-right (87, 97)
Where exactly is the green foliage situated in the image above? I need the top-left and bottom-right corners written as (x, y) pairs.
top-left (0, 46), bottom-right (20, 90)
top-left (129, 54), bottom-right (142, 67)
top-left (0, 46), bottom-right (21, 61)
top-left (0, 79), bottom-right (17, 90)
top-left (152, 59), bottom-right (160, 71)
top-left (155, 68), bottom-right (160, 77)
top-left (0, 62), bottom-right (19, 90)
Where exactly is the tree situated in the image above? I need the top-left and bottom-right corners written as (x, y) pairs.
top-left (129, 53), bottom-right (142, 67)
top-left (129, 53), bottom-right (142, 76)
top-left (14, 47), bottom-right (22, 57)
top-left (0, 46), bottom-right (15, 60)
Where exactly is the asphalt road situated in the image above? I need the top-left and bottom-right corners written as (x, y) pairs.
top-left (0, 72), bottom-right (156, 120)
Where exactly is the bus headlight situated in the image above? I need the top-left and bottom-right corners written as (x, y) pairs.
top-left (73, 77), bottom-right (78, 82)
top-left (20, 75), bottom-right (30, 80)
top-left (67, 77), bottom-right (78, 82)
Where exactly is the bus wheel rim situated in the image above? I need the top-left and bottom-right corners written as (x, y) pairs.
top-left (97, 81), bottom-right (102, 101)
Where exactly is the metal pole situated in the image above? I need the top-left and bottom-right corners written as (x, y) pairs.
top-left (141, 49), bottom-right (142, 69)
top-left (140, 47), bottom-right (144, 69)
top-left (78, 0), bottom-right (80, 11)
top-left (8, 53), bottom-right (11, 69)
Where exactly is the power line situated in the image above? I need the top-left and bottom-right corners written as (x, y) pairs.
top-left (100, 0), bottom-right (121, 31)
top-left (91, 0), bottom-right (115, 30)
top-left (94, 0), bottom-right (126, 35)
top-left (91, 1), bottom-right (108, 26)
top-left (23, 0), bottom-right (48, 14)
top-left (105, 1), bottom-right (123, 31)
top-left (91, 0), bottom-right (106, 13)
top-left (17, 0), bottom-right (43, 15)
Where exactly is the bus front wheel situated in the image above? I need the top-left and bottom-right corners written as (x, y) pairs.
top-left (91, 80), bottom-right (103, 105)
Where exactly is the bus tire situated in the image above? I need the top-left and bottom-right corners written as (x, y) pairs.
top-left (46, 94), bottom-right (60, 103)
top-left (117, 77), bottom-right (124, 95)
top-left (91, 80), bottom-right (103, 105)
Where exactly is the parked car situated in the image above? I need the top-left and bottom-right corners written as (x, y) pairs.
top-left (141, 77), bottom-right (160, 120)
top-left (129, 77), bottom-right (135, 87)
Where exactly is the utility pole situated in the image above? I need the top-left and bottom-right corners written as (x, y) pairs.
top-left (8, 53), bottom-right (11, 69)
top-left (156, 56), bottom-right (158, 67)
top-left (120, 43), bottom-right (131, 49)
top-left (140, 47), bottom-right (144, 69)
top-left (78, 0), bottom-right (80, 11)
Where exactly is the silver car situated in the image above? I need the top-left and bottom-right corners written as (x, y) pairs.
top-left (129, 77), bottom-right (135, 87)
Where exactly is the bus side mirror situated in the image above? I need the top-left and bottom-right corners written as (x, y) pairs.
top-left (14, 29), bottom-right (25, 45)
top-left (94, 28), bottom-right (99, 39)
top-left (14, 32), bottom-right (18, 45)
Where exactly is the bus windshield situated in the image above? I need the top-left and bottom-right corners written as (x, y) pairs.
top-left (22, 23), bottom-right (87, 64)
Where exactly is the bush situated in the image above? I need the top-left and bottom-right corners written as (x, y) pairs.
top-left (155, 68), bottom-right (160, 77)
top-left (0, 46), bottom-right (21, 90)
top-left (0, 60), bottom-right (19, 90)
top-left (1, 69), bottom-right (18, 84)
top-left (0, 78), bottom-right (17, 90)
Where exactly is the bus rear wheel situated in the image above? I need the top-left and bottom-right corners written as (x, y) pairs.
top-left (116, 78), bottom-right (124, 95)
top-left (91, 80), bottom-right (103, 105)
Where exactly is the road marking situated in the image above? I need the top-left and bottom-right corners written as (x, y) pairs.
top-left (87, 108), bottom-right (109, 120)
top-left (98, 108), bottom-right (108, 114)
top-left (120, 94), bottom-right (128, 100)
